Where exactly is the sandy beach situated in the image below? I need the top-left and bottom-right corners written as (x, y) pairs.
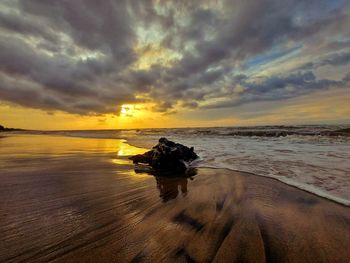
top-left (1, 134), bottom-right (350, 262)
top-left (2, 0), bottom-right (350, 261)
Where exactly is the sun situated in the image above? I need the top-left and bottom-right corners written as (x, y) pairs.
top-left (120, 106), bottom-right (128, 115)
top-left (120, 104), bottom-right (135, 116)
top-left (115, 103), bottom-right (176, 128)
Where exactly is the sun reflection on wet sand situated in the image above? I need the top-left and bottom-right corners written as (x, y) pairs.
top-left (111, 158), bottom-right (131, 165)
top-left (0, 134), bottom-right (147, 157)
top-left (116, 140), bottom-right (147, 156)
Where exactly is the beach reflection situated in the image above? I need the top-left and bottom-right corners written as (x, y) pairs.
top-left (0, 134), bottom-right (148, 156)
top-left (134, 168), bottom-right (197, 202)
top-left (156, 176), bottom-right (189, 202)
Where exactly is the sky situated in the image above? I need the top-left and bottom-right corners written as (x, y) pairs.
top-left (0, 0), bottom-right (350, 130)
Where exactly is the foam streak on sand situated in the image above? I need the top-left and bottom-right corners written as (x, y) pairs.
top-left (199, 166), bottom-right (350, 206)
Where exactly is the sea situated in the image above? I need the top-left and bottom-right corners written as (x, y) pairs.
top-left (19, 125), bottom-right (350, 206)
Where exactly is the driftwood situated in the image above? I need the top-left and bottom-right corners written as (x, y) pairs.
top-left (129, 138), bottom-right (198, 172)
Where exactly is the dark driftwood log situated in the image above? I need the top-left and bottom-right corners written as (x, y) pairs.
top-left (129, 138), bottom-right (198, 172)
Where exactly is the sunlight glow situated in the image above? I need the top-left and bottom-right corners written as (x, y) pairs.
top-left (120, 104), bottom-right (136, 116)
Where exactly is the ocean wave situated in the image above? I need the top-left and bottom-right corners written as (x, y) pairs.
top-left (17, 124), bottom-right (350, 139)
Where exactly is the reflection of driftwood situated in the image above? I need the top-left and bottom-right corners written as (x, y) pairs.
top-left (129, 138), bottom-right (198, 172)
top-left (134, 167), bottom-right (197, 202)
top-left (134, 165), bottom-right (198, 177)
top-left (156, 176), bottom-right (188, 202)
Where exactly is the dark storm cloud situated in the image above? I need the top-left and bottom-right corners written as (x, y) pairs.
top-left (19, 0), bottom-right (135, 63)
top-left (0, 75), bottom-right (64, 112)
top-left (0, 0), bottom-right (138, 115)
top-left (203, 71), bottom-right (350, 109)
top-left (141, 0), bottom-right (350, 110)
top-left (0, 9), bottom-right (58, 42)
top-left (0, 36), bottom-right (102, 96)
top-left (0, 0), bottom-right (349, 115)
top-left (164, 0), bottom-right (348, 75)
top-left (297, 51), bottom-right (350, 71)
top-left (319, 51), bottom-right (350, 67)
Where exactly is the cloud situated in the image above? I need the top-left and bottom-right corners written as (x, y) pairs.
top-left (0, 0), bottom-right (349, 116)
top-left (0, 8), bottom-right (58, 42)
top-left (202, 71), bottom-right (349, 109)
top-left (319, 51), bottom-right (350, 67)
top-left (297, 51), bottom-right (350, 71)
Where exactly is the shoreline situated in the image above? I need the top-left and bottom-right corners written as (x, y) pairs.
top-left (198, 165), bottom-right (350, 207)
top-left (124, 137), bottom-right (350, 207)
top-left (2, 133), bottom-right (350, 206)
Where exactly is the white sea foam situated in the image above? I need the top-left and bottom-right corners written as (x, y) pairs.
top-left (169, 134), bottom-right (350, 206)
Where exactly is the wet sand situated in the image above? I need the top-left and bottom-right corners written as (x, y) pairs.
top-left (0, 135), bottom-right (350, 262)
